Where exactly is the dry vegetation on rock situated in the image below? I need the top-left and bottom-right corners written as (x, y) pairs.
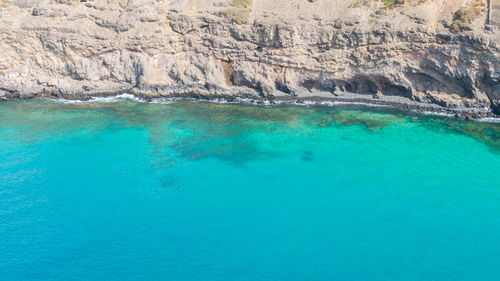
top-left (230, 0), bottom-right (253, 9)
top-left (0, 0), bottom-right (9, 9)
top-left (221, 0), bottom-right (254, 24)
top-left (349, 0), bottom-right (427, 9)
top-left (450, 1), bottom-right (485, 33)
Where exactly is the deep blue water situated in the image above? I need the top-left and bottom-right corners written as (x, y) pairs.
top-left (1, 99), bottom-right (500, 281)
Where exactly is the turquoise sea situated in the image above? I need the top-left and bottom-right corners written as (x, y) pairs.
top-left (1, 98), bottom-right (500, 281)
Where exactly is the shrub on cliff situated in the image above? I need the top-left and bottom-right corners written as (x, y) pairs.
top-left (349, 0), bottom-right (427, 9)
top-left (221, 7), bottom-right (250, 25)
top-left (230, 0), bottom-right (253, 9)
top-left (383, 0), bottom-right (404, 8)
top-left (0, 0), bottom-right (9, 9)
top-left (221, 0), bottom-right (253, 24)
top-left (52, 0), bottom-right (83, 4)
top-left (450, 1), bottom-right (484, 33)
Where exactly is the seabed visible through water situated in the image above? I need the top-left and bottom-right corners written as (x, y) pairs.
top-left (1, 98), bottom-right (499, 281)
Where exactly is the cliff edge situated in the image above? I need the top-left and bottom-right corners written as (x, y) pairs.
top-left (1, 0), bottom-right (499, 117)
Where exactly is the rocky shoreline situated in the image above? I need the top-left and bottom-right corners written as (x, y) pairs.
top-left (17, 88), bottom-right (497, 121)
top-left (1, 0), bottom-right (499, 119)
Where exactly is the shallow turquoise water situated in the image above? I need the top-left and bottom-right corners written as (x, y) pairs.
top-left (1, 99), bottom-right (500, 281)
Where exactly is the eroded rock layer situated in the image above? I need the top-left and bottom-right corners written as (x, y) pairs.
top-left (0, 0), bottom-right (499, 117)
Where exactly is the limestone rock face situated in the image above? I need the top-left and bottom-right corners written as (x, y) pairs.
top-left (0, 0), bottom-right (499, 116)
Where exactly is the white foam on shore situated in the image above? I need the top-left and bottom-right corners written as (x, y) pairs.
top-left (478, 117), bottom-right (500, 123)
top-left (53, 99), bottom-right (83, 104)
top-left (53, 93), bottom-right (144, 104)
top-left (418, 110), bottom-right (454, 117)
top-left (49, 94), bottom-right (409, 110)
top-left (48, 94), bottom-right (500, 121)
top-left (91, 93), bottom-right (144, 103)
top-left (49, 94), bottom-right (421, 110)
top-left (150, 97), bottom-right (265, 105)
top-left (295, 100), bottom-right (391, 108)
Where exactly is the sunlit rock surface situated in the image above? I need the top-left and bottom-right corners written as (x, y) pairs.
top-left (0, 0), bottom-right (499, 117)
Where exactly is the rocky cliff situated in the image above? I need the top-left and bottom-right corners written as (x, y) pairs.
top-left (0, 0), bottom-right (499, 118)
